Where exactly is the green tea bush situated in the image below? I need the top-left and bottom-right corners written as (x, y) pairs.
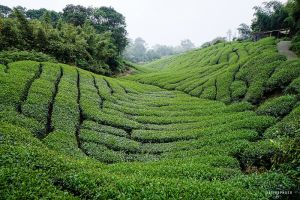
top-left (286, 77), bottom-right (300, 95)
top-left (0, 61), bottom-right (40, 107)
top-left (82, 142), bottom-right (126, 163)
top-left (22, 63), bottom-right (61, 124)
top-left (0, 50), bottom-right (57, 65)
top-left (230, 80), bottom-right (247, 101)
top-left (1, 36), bottom-right (299, 199)
top-left (237, 55), bottom-right (285, 103)
top-left (82, 120), bottom-right (128, 137)
top-left (80, 129), bottom-right (141, 153)
top-left (257, 95), bottom-right (297, 117)
top-left (265, 105), bottom-right (300, 138)
top-left (267, 60), bottom-right (300, 90)
top-left (234, 140), bottom-right (277, 172)
top-left (51, 67), bottom-right (78, 134)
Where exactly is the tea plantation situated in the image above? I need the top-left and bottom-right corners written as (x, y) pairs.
top-left (0, 37), bottom-right (299, 199)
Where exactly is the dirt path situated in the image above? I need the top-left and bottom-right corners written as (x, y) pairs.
top-left (277, 41), bottom-right (298, 60)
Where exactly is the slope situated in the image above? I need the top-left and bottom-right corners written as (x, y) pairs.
top-left (0, 38), bottom-right (299, 199)
top-left (126, 38), bottom-right (300, 105)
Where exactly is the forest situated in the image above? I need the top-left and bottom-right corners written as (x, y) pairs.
top-left (0, 4), bottom-right (128, 75)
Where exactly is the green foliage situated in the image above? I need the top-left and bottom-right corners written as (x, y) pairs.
top-left (251, 1), bottom-right (289, 32)
top-left (13, 8), bottom-right (34, 49)
top-left (126, 37), bottom-right (293, 106)
top-left (62, 5), bottom-right (127, 53)
top-left (272, 137), bottom-right (300, 186)
top-left (265, 104), bottom-right (300, 138)
top-left (62, 4), bottom-right (90, 27)
top-left (51, 66), bottom-right (78, 134)
top-left (0, 4), bottom-right (128, 75)
top-left (285, 0), bottom-right (300, 34)
top-left (286, 76), bottom-right (300, 95)
top-left (22, 63), bottom-right (61, 127)
top-left (0, 61), bottom-right (40, 106)
top-left (237, 23), bottom-right (251, 40)
top-left (0, 50), bottom-right (57, 64)
top-left (0, 33), bottom-right (299, 199)
top-left (235, 140), bottom-right (278, 172)
top-left (267, 59), bottom-right (300, 89)
top-left (80, 128), bottom-right (141, 153)
top-left (230, 80), bottom-right (247, 101)
top-left (0, 120), bottom-right (294, 199)
top-left (1, 1), bottom-right (300, 198)
top-left (257, 95), bottom-right (297, 117)
top-left (0, 5), bottom-right (12, 17)
top-left (291, 35), bottom-right (300, 55)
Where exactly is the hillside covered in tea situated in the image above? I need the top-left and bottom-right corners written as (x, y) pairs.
top-left (1, 36), bottom-right (299, 199)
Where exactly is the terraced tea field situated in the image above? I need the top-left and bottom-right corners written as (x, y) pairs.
top-left (1, 37), bottom-right (299, 199)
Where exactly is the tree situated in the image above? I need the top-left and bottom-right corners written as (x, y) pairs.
top-left (92, 7), bottom-right (128, 53)
top-left (96, 32), bottom-right (118, 71)
top-left (125, 37), bottom-right (147, 62)
top-left (180, 39), bottom-right (195, 51)
top-left (56, 18), bottom-right (64, 30)
top-left (41, 11), bottom-right (52, 30)
top-left (251, 1), bottom-right (289, 32)
top-left (26, 8), bottom-right (47, 20)
top-left (237, 23), bottom-right (251, 40)
top-left (153, 44), bottom-right (174, 57)
top-left (0, 4), bottom-right (128, 74)
top-left (13, 8), bottom-right (34, 49)
top-left (61, 5), bottom-right (128, 54)
top-left (0, 18), bottom-right (21, 50)
top-left (35, 27), bottom-right (48, 51)
top-left (63, 4), bottom-right (91, 26)
top-left (227, 29), bottom-right (233, 41)
top-left (14, 6), bottom-right (26, 15)
top-left (0, 5), bottom-right (12, 17)
top-left (285, 0), bottom-right (300, 33)
top-left (146, 49), bottom-right (160, 61)
top-left (124, 37), bottom-right (197, 63)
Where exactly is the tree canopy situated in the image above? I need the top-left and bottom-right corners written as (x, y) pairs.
top-left (236, 0), bottom-right (300, 40)
top-left (251, 1), bottom-right (290, 32)
top-left (0, 4), bottom-right (128, 75)
top-left (237, 24), bottom-right (251, 40)
top-left (62, 5), bottom-right (127, 53)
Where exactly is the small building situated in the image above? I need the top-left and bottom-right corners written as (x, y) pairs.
top-left (252, 29), bottom-right (290, 41)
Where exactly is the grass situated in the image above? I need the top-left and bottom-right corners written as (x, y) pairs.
top-left (0, 37), bottom-right (299, 199)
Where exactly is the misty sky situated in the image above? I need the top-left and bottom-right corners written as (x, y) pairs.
top-left (1, 0), bottom-right (287, 47)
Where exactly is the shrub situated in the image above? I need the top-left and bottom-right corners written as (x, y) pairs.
top-left (230, 80), bottom-right (247, 101)
top-left (265, 105), bottom-right (300, 138)
top-left (1, 36), bottom-right (299, 199)
top-left (0, 50), bottom-right (57, 64)
top-left (267, 60), bottom-right (300, 90)
top-left (257, 95), bottom-right (297, 117)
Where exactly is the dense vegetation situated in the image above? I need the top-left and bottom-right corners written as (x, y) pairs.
top-left (1, 0), bottom-right (300, 199)
top-left (0, 36), bottom-right (299, 199)
top-left (249, 0), bottom-right (300, 57)
top-left (0, 4), bottom-right (128, 75)
top-left (235, 0), bottom-right (300, 41)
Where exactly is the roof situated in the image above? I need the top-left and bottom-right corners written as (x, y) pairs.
top-left (252, 29), bottom-right (290, 35)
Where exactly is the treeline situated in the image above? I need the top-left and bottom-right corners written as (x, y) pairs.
top-left (237, 0), bottom-right (300, 40)
top-left (0, 4), bottom-right (128, 75)
top-left (123, 37), bottom-right (195, 63)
